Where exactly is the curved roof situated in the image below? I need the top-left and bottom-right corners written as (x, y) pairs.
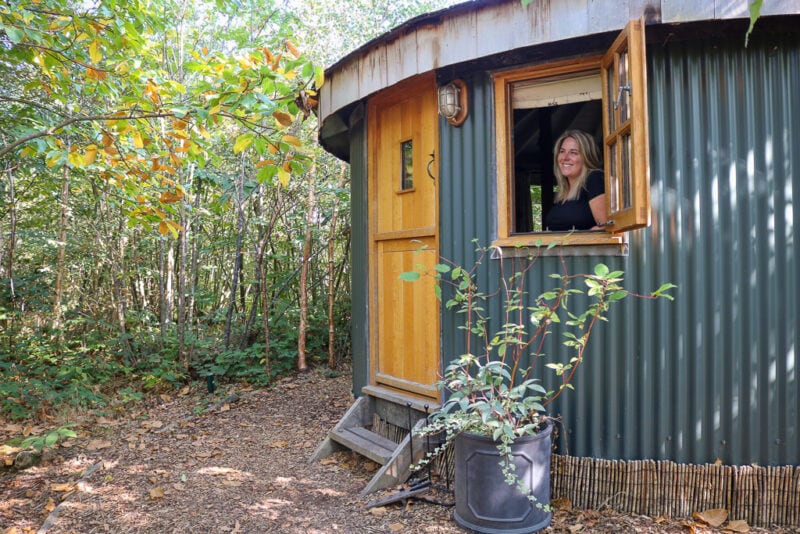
top-left (318, 0), bottom-right (798, 127)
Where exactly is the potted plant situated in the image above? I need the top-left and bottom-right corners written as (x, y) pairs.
top-left (402, 244), bottom-right (674, 533)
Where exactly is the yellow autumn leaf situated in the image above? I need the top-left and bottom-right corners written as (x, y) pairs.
top-left (160, 190), bottom-right (184, 204)
top-left (256, 159), bottom-right (276, 169)
top-left (314, 66), bottom-right (325, 89)
top-left (158, 221), bottom-right (170, 236)
top-left (68, 152), bottom-right (84, 168)
top-left (233, 134), bottom-right (254, 154)
top-left (277, 168), bottom-right (290, 187)
top-left (84, 145), bottom-right (98, 166)
top-left (196, 124), bottom-right (211, 140)
top-left (133, 131), bottom-right (144, 149)
top-left (202, 46), bottom-right (209, 55)
top-left (172, 119), bottom-right (187, 130)
top-left (209, 103), bottom-right (221, 115)
top-left (281, 134), bottom-right (301, 147)
top-left (89, 40), bottom-right (102, 64)
top-left (285, 40), bottom-right (300, 58)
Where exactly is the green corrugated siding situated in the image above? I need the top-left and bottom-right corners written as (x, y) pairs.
top-left (349, 112), bottom-right (369, 397)
top-left (437, 33), bottom-right (799, 466)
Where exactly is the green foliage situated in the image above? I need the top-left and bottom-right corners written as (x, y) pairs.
top-left (406, 243), bottom-right (675, 505)
top-left (745, 0), bottom-right (763, 47)
top-left (21, 424), bottom-right (77, 452)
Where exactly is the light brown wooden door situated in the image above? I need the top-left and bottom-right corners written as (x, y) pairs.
top-left (368, 73), bottom-right (440, 400)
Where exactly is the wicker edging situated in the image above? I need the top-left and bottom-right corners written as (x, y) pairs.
top-left (551, 454), bottom-right (800, 527)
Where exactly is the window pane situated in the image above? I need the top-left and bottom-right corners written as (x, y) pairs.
top-left (401, 140), bottom-right (413, 190)
top-left (622, 134), bottom-right (632, 209)
top-left (606, 65), bottom-right (616, 131)
top-left (618, 51), bottom-right (629, 123)
top-left (608, 141), bottom-right (618, 212)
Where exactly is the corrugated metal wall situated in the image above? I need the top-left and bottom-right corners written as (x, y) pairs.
top-left (438, 34), bottom-right (799, 466)
top-left (348, 108), bottom-right (370, 397)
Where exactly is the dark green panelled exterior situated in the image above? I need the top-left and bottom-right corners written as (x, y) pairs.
top-left (437, 34), bottom-right (799, 466)
top-left (348, 110), bottom-right (370, 397)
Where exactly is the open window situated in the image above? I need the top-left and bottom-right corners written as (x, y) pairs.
top-left (494, 19), bottom-right (649, 248)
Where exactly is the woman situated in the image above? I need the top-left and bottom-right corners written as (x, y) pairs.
top-left (544, 130), bottom-right (607, 231)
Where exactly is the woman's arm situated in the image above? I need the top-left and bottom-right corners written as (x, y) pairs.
top-left (589, 194), bottom-right (607, 230)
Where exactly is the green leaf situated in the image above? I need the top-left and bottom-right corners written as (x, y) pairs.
top-left (399, 271), bottom-right (421, 282)
top-left (745, 0), bottom-right (763, 47)
top-left (2, 25), bottom-right (24, 44)
top-left (594, 263), bottom-right (609, 277)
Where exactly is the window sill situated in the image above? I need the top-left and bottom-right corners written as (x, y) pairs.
top-left (491, 232), bottom-right (628, 257)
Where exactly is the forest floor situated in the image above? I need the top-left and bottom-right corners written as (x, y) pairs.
top-left (2, 369), bottom-right (799, 534)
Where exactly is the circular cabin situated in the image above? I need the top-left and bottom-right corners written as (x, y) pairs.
top-left (317, 0), bottom-right (800, 525)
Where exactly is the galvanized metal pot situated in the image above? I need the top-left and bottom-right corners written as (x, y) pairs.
top-left (454, 421), bottom-right (553, 534)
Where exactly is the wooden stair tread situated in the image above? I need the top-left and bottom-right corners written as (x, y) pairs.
top-left (330, 425), bottom-right (398, 465)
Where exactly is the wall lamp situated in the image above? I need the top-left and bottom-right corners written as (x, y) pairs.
top-left (438, 79), bottom-right (468, 126)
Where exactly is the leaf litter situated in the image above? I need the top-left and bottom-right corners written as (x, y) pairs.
top-left (1, 369), bottom-right (799, 533)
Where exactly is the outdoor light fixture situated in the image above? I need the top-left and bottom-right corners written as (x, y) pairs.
top-left (438, 79), bottom-right (468, 126)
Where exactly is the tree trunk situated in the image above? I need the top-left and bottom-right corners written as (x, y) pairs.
top-left (327, 162), bottom-right (346, 369)
top-left (3, 165), bottom-right (17, 351)
top-left (52, 152), bottom-right (70, 338)
top-left (297, 169), bottom-right (315, 372)
top-left (177, 165), bottom-right (192, 370)
top-left (186, 172), bottom-right (202, 364)
top-left (224, 154), bottom-right (246, 349)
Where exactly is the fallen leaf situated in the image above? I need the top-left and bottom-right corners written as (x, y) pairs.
top-left (86, 439), bottom-right (112, 451)
top-left (148, 476), bottom-right (159, 484)
top-left (219, 403), bottom-right (230, 412)
top-left (172, 482), bottom-right (186, 491)
top-left (179, 386), bottom-right (190, 396)
top-left (142, 420), bottom-right (163, 429)
top-left (320, 458), bottom-right (337, 466)
top-left (159, 394), bottom-right (171, 403)
top-left (369, 506), bottom-right (387, 516)
top-left (51, 483), bottom-right (75, 492)
top-left (149, 487), bottom-right (165, 500)
top-left (3, 527), bottom-right (23, 534)
top-left (388, 523), bottom-right (404, 532)
top-left (221, 479), bottom-right (242, 487)
top-left (45, 497), bottom-right (56, 512)
top-left (270, 440), bottom-right (289, 448)
top-left (694, 508), bottom-right (728, 528)
top-left (23, 426), bottom-right (33, 437)
top-left (552, 496), bottom-right (573, 511)
top-left (0, 445), bottom-right (21, 455)
top-left (568, 525), bottom-right (584, 533)
top-left (724, 520), bottom-right (750, 533)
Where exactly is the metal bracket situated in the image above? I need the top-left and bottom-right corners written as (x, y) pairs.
top-left (614, 84), bottom-right (632, 111)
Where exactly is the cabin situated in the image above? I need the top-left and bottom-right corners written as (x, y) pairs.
top-left (311, 0), bottom-right (800, 525)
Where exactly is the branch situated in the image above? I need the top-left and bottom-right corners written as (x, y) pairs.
top-left (0, 111), bottom-right (180, 160)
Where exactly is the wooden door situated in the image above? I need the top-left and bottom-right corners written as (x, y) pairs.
top-left (368, 73), bottom-right (440, 400)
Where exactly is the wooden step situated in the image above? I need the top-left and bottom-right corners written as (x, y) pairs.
top-left (330, 425), bottom-right (399, 465)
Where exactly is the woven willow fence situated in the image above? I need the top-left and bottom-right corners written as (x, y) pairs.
top-left (373, 414), bottom-right (800, 527)
top-left (551, 455), bottom-right (800, 527)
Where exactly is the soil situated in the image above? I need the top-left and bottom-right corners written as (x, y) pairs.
top-left (2, 369), bottom-right (799, 534)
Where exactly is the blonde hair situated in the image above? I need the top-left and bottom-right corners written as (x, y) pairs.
top-left (553, 130), bottom-right (602, 202)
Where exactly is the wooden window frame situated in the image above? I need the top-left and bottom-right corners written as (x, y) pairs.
top-left (493, 19), bottom-right (649, 249)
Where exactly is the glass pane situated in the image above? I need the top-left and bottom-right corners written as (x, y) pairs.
top-left (606, 65), bottom-right (616, 131)
top-left (401, 140), bottom-right (413, 190)
top-left (622, 134), bottom-right (632, 209)
top-left (618, 51), bottom-right (629, 123)
top-left (608, 141), bottom-right (618, 212)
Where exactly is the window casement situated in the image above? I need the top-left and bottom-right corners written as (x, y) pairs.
top-left (494, 19), bottom-right (650, 249)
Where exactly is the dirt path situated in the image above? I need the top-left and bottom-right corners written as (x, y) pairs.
top-left (2, 371), bottom-right (798, 533)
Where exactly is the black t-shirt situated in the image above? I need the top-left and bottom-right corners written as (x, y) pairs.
top-left (545, 170), bottom-right (605, 231)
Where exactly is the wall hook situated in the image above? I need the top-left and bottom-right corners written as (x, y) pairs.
top-left (426, 150), bottom-right (436, 182)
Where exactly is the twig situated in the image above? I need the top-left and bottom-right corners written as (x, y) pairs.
top-left (37, 461), bottom-right (103, 534)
